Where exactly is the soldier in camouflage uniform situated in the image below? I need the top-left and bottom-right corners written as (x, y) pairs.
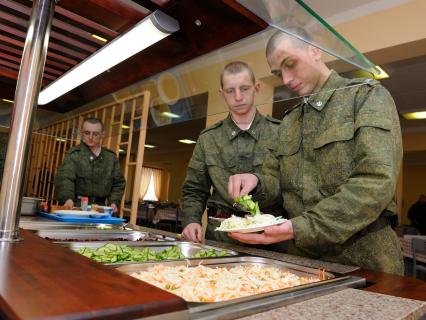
top-left (54, 118), bottom-right (125, 212)
top-left (181, 61), bottom-right (282, 244)
top-left (228, 29), bottom-right (404, 275)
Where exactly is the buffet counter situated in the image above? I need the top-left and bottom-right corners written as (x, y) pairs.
top-left (0, 218), bottom-right (424, 320)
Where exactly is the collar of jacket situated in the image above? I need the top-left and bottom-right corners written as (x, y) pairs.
top-left (305, 70), bottom-right (346, 112)
top-left (81, 142), bottom-right (104, 159)
top-left (224, 110), bottom-right (262, 141)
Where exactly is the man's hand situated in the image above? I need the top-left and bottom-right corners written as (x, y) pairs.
top-left (228, 173), bottom-right (259, 199)
top-left (110, 203), bottom-right (118, 213)
top-left (181, 223), bottom-right (203, 243)
top-left (228, 220), bottom-right (294, 244)
top-left (64, 199), bottom-right (74, 210)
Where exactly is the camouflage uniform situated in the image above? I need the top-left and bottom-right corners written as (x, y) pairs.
top-left (54, 143), bottom-right (125, 206)
top-left (182, 111), bottom-right (282, 244)
top-left (256, 71), bottom-right (404, 274)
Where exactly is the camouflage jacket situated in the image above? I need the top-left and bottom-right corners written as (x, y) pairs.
top-left (54, 143), bottom-right (126, 205)
top-left (256, 71), bottom-right (404, 274)
top-left (182, 111), bottom-right (281, 227)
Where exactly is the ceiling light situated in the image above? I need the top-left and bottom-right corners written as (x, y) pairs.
top-left (178, 139), bottom-right (196, 144)
top-left (161, 111), bottom-right (181, 118)
top-left (402, 111), bottom-right (426, 120)
top-left (38, 11), bottom-right (179, 105)
top-left (119, 148), bottom-right (126, 153)
top-left (2, 99), bottom-right (14, 103)
top-left (91, 34), bottom-right (108, 42)
top-left (55, 138), bottom-right (67, 142)
top-left (121, 124), bottom-right (130, 129)
top-left (144, 144), bottom-right (157, 148)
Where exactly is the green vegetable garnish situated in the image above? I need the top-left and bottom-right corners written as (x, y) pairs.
top-left (234, 195), bottom-right (260, 216)
top-left (77, 244), bottom-right (229, 263)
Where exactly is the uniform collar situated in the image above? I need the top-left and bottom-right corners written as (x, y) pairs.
top-left (305, 70), bottom-right (345, 111)
top-left (81, 142), bottom-right (103, 158)
top-left (224, 111), bottom-right (262, 141)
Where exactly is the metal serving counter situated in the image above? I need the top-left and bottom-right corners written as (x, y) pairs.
top-left (117, 256), bottom-right (365, 320)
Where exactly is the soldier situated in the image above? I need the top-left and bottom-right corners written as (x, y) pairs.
top-left (228, 29), bottom-right (404, 275)
top-left (181, 61), bottom-right (282, 244)
top-left (54, 118), bottom-right (125, 213)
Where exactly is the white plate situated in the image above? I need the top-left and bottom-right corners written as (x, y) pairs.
top-left (216, 219), bottom-right (287, 233)
top-left (54, 210), bottom-right (97, 218)
top-left (89, 212), bottom-right (110, 218)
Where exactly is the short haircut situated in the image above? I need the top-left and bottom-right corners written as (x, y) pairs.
top-left (265, 27), bottom-right (312, 59)
top-left (220, 61), bottom-right (255, 88)
top-left (83, 117), bottom-right (104, 131)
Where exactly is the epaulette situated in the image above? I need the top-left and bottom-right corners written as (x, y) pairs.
top-left (348, 77), bottom-right (379, 87)
top-left (200, 120), bottom-right (223, 135)
top-left (66, 145), bottom-right (81, 154)
top-left (266, 115), bottom-right (281, 124)
top-left (282, 103), bottom-right (301, 117)
top-left (102, 147), bottom-right (117, 155)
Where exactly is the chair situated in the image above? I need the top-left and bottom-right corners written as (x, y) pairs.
top-left (412, 237), bottom-right (426, 277)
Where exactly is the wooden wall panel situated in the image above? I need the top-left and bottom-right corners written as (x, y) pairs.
top-left (25, 91), bottom-right (150, 222)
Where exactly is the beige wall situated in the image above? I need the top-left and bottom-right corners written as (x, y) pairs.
top-left (144, 150), bottom-right (193, 203)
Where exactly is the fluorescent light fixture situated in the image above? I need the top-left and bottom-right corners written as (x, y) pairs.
top-left (119, 148), bottom-right (126, 153)
top-left (38, 11), bottom-right (179, 105)
top-left (121, 124), bottom-right (130, 129)
top-left (144, 144), bottom-right (157, 148)
top-left (2, 99), bottom-right (14, 103)
top-left (91, 34), bottom-right (108, 42)
top-left (161, 111), bottom-right (181, 118)
top-left (55, 138), bottom-right (67, 142)
top-left (402, 111), bottom-right (426, 120)
top-left (178, 139), bottom-right (196, 144)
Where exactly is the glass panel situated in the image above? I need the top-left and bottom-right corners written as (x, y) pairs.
top-left (236, 0), bottom-right (380, 76)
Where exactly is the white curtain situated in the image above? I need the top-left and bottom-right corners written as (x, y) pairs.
top-left (140, 167), bottom-right (163, 200)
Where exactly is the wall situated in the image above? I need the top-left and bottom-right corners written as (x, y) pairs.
top-left (143, 149), bottom-right (193, 203)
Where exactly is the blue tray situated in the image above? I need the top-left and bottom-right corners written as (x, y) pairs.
top-left (38, 211), bottom-right (125, 224)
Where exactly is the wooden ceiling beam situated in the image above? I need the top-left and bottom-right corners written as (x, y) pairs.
top-left (0, 23), bottom-right (89, 60)
top-left (0, 66), bottom-right (17, 81)
top-left (0, 51), bottom-right (63, 76)
top-left (0, 34), bottom-right (79, 65)
top-left (54, 6), bottom-right (118, 38)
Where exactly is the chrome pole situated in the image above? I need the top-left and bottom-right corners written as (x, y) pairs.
top-left (0, 0), bottom-right (55, 241)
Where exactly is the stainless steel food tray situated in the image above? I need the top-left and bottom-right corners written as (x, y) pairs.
top-left (117, 256), bottom-right (365, 320)
top-left (61, 241), bottom-right (238, 260)
top-left (36, 229), bottom-right (176, 242)
top-left (20, 216), bottom-right (125, 230)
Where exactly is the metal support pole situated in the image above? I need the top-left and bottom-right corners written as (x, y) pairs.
top-left (0, 0), bottom-right (55, 241)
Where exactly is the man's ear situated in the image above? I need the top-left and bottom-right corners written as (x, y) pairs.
top-left (254, 82), bottom-right (260, 94)
top-left (309, 45), bottom-right (322, 61)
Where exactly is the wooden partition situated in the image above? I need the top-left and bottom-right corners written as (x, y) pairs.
top-left (25, 91), bottom-right (150, 223)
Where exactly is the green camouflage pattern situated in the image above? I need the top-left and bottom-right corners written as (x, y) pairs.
top-left (182, 111), bottom-right (282, 242)
top-left (54, 143), bottom-right (125, 205)
top-left (256, 71), bottom-right (404, 274)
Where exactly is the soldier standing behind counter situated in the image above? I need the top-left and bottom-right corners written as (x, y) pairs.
top-left (228, 29), bottom-right (404, 275)
top-left (181, 61), bottom-right (282, 243)
top-left (54, 118), bottom-right (125, 213)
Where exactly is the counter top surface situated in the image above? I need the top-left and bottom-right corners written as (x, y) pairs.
top-left (0, 229), bottom-right (187, 320)
top-left (5, 222), bottom-right (425, 320)
top-left (238, 288), bottom-right (426, 320)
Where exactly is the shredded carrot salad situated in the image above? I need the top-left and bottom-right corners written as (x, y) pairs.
top-left (130, 264), bottom-right (319, 302)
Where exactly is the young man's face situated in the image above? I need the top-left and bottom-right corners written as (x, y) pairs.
top-left (220, 69), bottom-right (259, 116)
top-left (81, 121), bottom-right (103, 148)
top-left (268, 37), bottom-right (323, 96)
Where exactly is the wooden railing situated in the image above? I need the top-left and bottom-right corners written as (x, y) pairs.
top-left (25, 91), bottom-right (150, 224)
